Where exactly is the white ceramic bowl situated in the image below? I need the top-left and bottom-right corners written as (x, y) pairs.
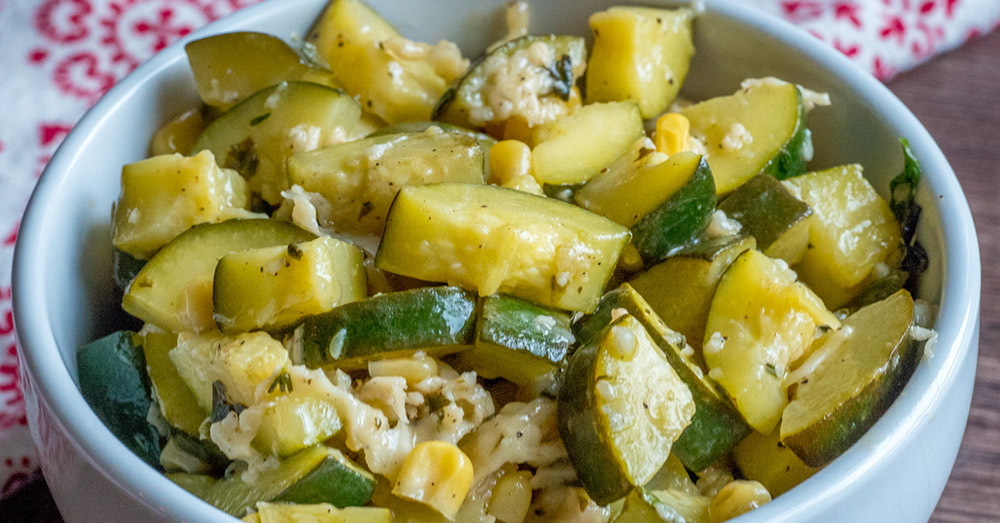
top-left (12, 0), bottom-right (980, 521)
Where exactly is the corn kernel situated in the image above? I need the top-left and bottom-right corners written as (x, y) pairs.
top-left (393, 441), bottom-right (474, 520)
top-left (488, 470), bottom-right (533, 523)
top-left (654, 113), bottom-right (691, 156)
top-left (708, 480), bottom-right (772, 523)
top-left (368, 352), bottom-right (439, 385)
top-left (489, 140), bottom-right (544, 195)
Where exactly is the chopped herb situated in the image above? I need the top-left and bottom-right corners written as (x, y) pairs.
top-left (249, 112), bottom-right (271, 126)
top-left (545, 54), bottom-right (575, 102)
top-left (889, 138), bottom-right (930, 291)
top-left (224, 137), bottom-right (259, 176)
top-left (267, 370), bottom-right (294, 394)
top-left (211, 380), bottom-right (247, 423)
top-left (286, 243), bottom-right (304, 260)
top-left (764, 363), bottom-right (778, 377)
top-left (426, 392), bottom-right (449, 412)
top-left (358, 201), bottom-right (375, 220)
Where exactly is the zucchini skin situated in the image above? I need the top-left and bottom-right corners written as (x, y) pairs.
top-left (631, 156), bottom-right (717, 264)
top-left (113, 248), bottom-right (146, 293)
top-left (78, 331), bottom-right (162, 468)
top-left (718, 174), bottom-right (811, 252)
top-left (299, 286), bottom-right (477, 368)
top-left (761, 92), bottom-right (810, 181)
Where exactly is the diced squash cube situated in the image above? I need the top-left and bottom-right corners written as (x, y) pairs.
top-left (531, 101), bottom-right (645, 185)
top-left (213, 237), bottom-right (366, 332)
top-left (111, 151), bottom-right (255, 259)
top-left (253, 394), bottom-right (342, 457)
top-left (784, 165), bottom-right (901, 306)
top-left (308, 0), bottom-right (460, 123)
top-left (586, 7), bottom-right (695, 118)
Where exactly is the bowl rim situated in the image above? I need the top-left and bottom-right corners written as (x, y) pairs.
top-left (12, 0), bottom-right (981, 521)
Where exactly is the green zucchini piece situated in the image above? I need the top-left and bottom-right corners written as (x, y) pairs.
top-left (168, 445), bottom-right (375, 516)
top-left (680, 80), bottom-right (809, 194)
top-left (123, 219), bottom-right (314, 333)
top-left (559, 315), bottom-right (695, 505)
top-left (718, 174), bottom-right (812, 262)
top-left (433, 35), bottom-right (586, 130)
top-left (460, 294), bottom-right (574, 388)
top-left (628, 153), bottom-right (717, 264)
top-left (142, 330), bottom-right (206, 435)
top-left (151, 107), bottom-right (207, 156)
top-left (704, 249), bottom-right (839, 435)
top-left (160, 432), bottom-right (228, 474)
top-left (213, 236), bottom-right (366, 332)
top-left (77, 331), bottom-right (162, 468)
top-left (586, 7), bottom-right (695, 118)
top-left (288, 131), bottom-right (486, 235)
top-left (531, 101), bottom-right (645, 185)
top-left (111, 151), bottom-right (257, 260)
top-left (574, 284), bottom-right (750, 472)
top-left (113, 248), bottom-right (146, 293)
top-left (629, 235), bottom-right (755, 356)
top-left (375, 183), bottom-right (631, 313)
top-left (253, 393), bottom-right (343, 457)
top-left (369, 121), bottom-right (498, 177)
top-left (613, 488), bottom-right (710, 523)
top-left (781, 290), bottom-right (921, 467)
top-left (193, 81), bottom-right (363, 204)
top-left (307, 0), bottom-right (455, 124)
top-left (300, 286), bottom-right (477, 369)
top-left (185, 31), bottom-right (339, 110)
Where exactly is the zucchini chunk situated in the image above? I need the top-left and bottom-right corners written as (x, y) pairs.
top-left (186, 32), bottom-right (339, 110)
top-left (559, 315), bottom-right (696, 505)
top-left (375, 184), bottom-right (631, 312)
top-left (586, 7), bottom-right (695, 118)
top-left (150, 107), bottom-right (207, 156)
top-left (718, 174), bottom-right (812, 264)
top-left (612, 488), bottom-right (710, 523)
top-left (299, 286), bottom-right (477, 369)
top-left (141, 330), bottom-right (206, 436)
top-left (433, 35), bottom-right (586, 131)
top-left (288, 130), bottom-right (486, 235)
top-left (168, 445), bottom-right (375, 516)
top-left (253, 392), bottom-right (343, 458)
top-left (680, 80), bottom-right (809, 194)
top-left (531, 101), bottom-right (645, 185)
top-left (193, 81), bottom-right (363, 204)
top-left (629, 235), bottom-right (755, 356)
top-left (784, 164), bottom-right (902, 308)
top-left (703, 250), bottom-right (839, 434)
top-left (308, 0), bottom-right (461, 124)
top-left (213, 236), bottom-right (367, 332)
top-left (628, 153), bottom-right (718, 264)
top-left (458, 294), bottom-right (574, 388)
top-left (780, 290), bottom-right (921, 467)
top-left (574, 284), bottom-right (750, 472)
top-left (733, 429), bottom-right (816, 497)
top-left (122, 219), bottom-right (314, 333)
top-left (111, 151), bottom-right (257, 260)
top-left (77, 331), bottom-right (162, 468)
top-left (170, 331), bottom-right (290, 411)
top-left (246, 503), bottom-right (392, 523)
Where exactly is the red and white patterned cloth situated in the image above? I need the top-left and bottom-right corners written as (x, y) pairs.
top-left (0, 0), bottom-right (998, 500)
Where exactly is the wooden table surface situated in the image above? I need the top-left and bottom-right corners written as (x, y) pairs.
top-left (893, 27), bottom-right (1000, 523)
top-left (1, 27), bottom-right (998, 523)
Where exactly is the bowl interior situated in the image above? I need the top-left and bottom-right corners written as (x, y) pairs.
top-left (16, 0), bottom-right (975, 520)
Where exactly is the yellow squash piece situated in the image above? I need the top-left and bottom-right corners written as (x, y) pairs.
top-left (784, 164), bottom-right (901, 307)
top-left (703, 250), bottom-right (839, 434)
top-left (141, 330), bottom-right (206, 435)
top-left (111, 151), bottom-right (256, 260)
top-left (212, 236), bottom-right (366, 332)
top-left (586, 7), bottom-right (695, 118)
top-left (308, 0), bottom-right (460, 123)
top-left (531, 101), bottom-right (645, 185)
top-left (150, 108), bottom-right (207, 156)
top-left (251, 502), bottom-right (392, 523)
top-left (732, 429), bottom-right (816, 496)
top-left (392, 441), bottom-right (474, 520)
